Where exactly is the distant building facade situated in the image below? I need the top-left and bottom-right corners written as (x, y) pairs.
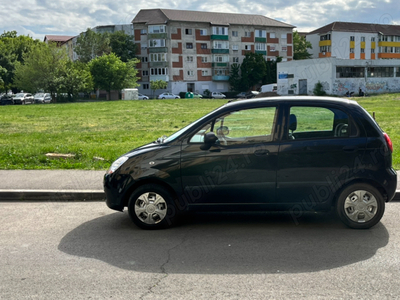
top-left (277, 22), bottom-right (400, 96)
top-left (132, 8), bottom-right (295, 96)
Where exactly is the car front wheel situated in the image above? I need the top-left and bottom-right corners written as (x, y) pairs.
top-left (128, 184), bottom-right (178, 229)
top-left (336, 183), bottom-right (385, 229)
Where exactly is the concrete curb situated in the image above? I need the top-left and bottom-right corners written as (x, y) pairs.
top-left (0, 190), bottom-right (105, 201)
top-left (0, 189), bottom-right (398, 202)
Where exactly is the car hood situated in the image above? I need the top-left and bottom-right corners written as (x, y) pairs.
top-left (125, 142), bottom-right (165, 158)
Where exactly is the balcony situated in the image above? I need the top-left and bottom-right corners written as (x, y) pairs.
top-left (149, 61), bottom-right (168, 68)
top-left (148, 33), bottom-right (167, 39)
top-left (212, 75), bottom-right (230, 81)
top-left (210, 35), bottom-right (229, 40)
top-left (212, 62), bottom-right (229, 67)
top-left (150, 75), bottom-right (169, 82)
top-left (255, 50), bottom-right (267, 55)
top-left (211, 49), bottom-right (229, 54)
top-left (255, 37), bottom-right (266, 43)
top-left (149, 47), bottom-right (168, 53)
top-left (319, 40), bottom-right (331, 47)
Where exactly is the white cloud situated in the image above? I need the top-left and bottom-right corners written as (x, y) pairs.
top-left (0, 0), bottom-right (399, 40)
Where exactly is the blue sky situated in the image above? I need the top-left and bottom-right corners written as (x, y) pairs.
top-left (1, 0), bottom-right (399, 40)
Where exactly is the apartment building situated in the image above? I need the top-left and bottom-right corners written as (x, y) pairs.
top-left (277, 22), bottom-right (400, 96)
top-left (132, 8), bottom-right (295, 95)
top-left (307, 22), bottom-right (400, 60)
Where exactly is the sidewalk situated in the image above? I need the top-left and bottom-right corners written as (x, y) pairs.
top-left (0, 170), bottom-right (399, 201)
top-left (0, 170), bottom-right (105, 201)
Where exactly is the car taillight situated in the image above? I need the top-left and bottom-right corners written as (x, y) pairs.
top-left (383, 133), bottom-right (393, 153)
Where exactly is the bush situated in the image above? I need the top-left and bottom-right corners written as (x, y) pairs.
top-left (313, 82), bottom-right (326, 96)
top-left (223, 91), bottom-right (237, 99)
top-left (203, 89), bottom-right (211, 98)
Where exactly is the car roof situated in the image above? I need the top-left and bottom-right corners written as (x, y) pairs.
top-left (224, 96), bottom-right (358, 109)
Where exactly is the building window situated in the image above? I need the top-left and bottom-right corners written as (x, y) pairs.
top-left (361, 36), bottom-right (365, 42)
top-left (371, 48), bottom-right (375, 54)
top-left (336, 67), bottom-right (364, 78)
top-left (141, 43), bottom-right (147, 49)
top-left (143, 84), bottom-right (149, 89)
top-left (232, 57), bottom-right (239, 63)
top-left (270, 46), bottom-right (276, 52)
top-left (150, 53), bottom-right (166, 62)
top-left (232, 45), bottom-right (239, 51)
top-left (270, 33), bottom-right (276, 38)
top-left (371, 37), bottom-right (375, 42)
top-left (148, 25), bottom-right (165, 33)
top-left (320, 46), bottom-right (331, 53)
top-left (396, 67), bottom-right (400, 77)
top-left (361, 48), bottom-right (365, 53)
top-left (186, 43), bottom-right (193, 49)
top-left (255, 30), bottom-right (266, 38)
top-left (245, 45), bottom-right (251, 50)
top-left (282, 46), bottom-right (287, 51)
top-left (350, 36), bottom-right (355, 41)
top-left (186, 56), bottom-right (193, 62)
top-left (185, 29), bottom-right (192, 35)
top-left (187, 70), bottom-right (194, 76)
top-left (244, 31), bottom-right (252, 37)
top-left (281, 34), bottom-right (287, 39)
top-left (214, 55), bottom-right (229, 62)
top-left (149, 39), bottom-right (166, 47)
top-left (201, 56), bottom-right (208, 63)
top-left (140, 29), bottom-right (147, 35)
top-left (199, 29), bottom-right (207, 36)
top-left (368, 67), bottom-right (394, 77)
top-left (320, 34), bottom-right (331, 41)
top-left (142, 70), bottom-right (149, 76)
top-left (141, 56), bottom-right (148, 62)
top-left (200, 43), bottom-right (207, 49)
top-left (350, 48), bottom-right (355, 53)
top-left (150, 68), bottom-right (168, 75)
top-left (232, 31), bottom-right (238, 37)
top-left (202, 70), bottom-right (209, 76)
top-left (255, 43), bottom-right (266, 51)
top-left (212, 26), bottom-right (228, 35)
top-left (213, 41), bottom-right (229, 49)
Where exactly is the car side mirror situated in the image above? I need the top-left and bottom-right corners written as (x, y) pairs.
top-left (200, 132), bottom-right (218, 150)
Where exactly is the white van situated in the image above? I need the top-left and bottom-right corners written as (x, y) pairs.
top-left (259, 84), bottom-right (277, 93)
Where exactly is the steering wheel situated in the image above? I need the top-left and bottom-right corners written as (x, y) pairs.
top-left (216, 126), bottom-right (229, 145)
top-left (334, 123), bottom-right (348, 137)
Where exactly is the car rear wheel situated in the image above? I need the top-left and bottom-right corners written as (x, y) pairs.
top-left (128, 184), bottom-right (178, 229)
top-left (336, 183), bottom-right (385, 229)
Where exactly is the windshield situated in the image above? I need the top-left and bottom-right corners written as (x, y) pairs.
top-left (162, 105), bottom-right (225, 143)
top-left (15, 93), bottom-right (24, 97)
top-left (35, 93), bottom-right (44, 97)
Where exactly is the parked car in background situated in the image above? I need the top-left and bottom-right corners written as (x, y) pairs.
top-left (193, 92), bottom-right (203, 98)
top-left (138, 93), bottom-right (149, 100)
top-left (211, 92), bottom-right (226, 99)
top-left (34, 93), bottom-right (52, 104)
top-left (158, 92), bottom-right (180, 99)
top-left (13, 93), bottom-right (34, 104)
top-left (0, 94), bottom-right (14, 105)
top-left (104, 96), bottom-right (397, 230)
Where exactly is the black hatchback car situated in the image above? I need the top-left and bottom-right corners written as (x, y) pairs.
top-left (104, 96), bottom-right (397, 229)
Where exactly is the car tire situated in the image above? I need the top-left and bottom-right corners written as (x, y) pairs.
top-left (128, 184), bottom-right (179, 230)
top-left (162, 97), bottom-right (165, 99)
top-left (336, 183), bottom-right (385, 229)
top-left (22, 100), bottom-right (25, 105)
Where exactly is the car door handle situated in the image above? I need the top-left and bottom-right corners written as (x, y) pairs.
top-left (254, 149), bottom-right (269, 156)
top-left (342, 146), bottom-right (358, 152)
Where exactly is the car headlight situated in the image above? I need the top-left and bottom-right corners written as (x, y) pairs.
top-left (107, 156), bottom-right (129, 174)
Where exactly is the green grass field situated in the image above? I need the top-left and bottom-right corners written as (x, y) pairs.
top-left (0, 94), bottom-right (399, 170)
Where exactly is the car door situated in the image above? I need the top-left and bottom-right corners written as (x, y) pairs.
top-left (180, 105), bottom-right (280, 208)
top-left (277, 104), bottom-right (366, 207)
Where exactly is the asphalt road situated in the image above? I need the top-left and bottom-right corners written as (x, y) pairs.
top-left (1, 202), bottom-right (400, 299)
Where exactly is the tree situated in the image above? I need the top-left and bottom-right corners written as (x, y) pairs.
top-left (75, 28), bottom-right (111, 63)
top-left (228, 63), bottom-right (242, 91)
top-left (14, 42), bottom-right (66, 95)
top-left (109, 31), bottom-right (137, 62)
top-left (58, 61), bottom-right (93, 101)
top-left (0, 31), bottom-right (39, 91)
top-left (89, 53), bottom-right (139, 100)
top-left (293, 31), bottom-right (312, 60)
top-left (150, 80), bottom-right (168, 98)
top-left (240, 53), bottom-right (267, 91)
top-left (264, 56), bottom-right (282, 85)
